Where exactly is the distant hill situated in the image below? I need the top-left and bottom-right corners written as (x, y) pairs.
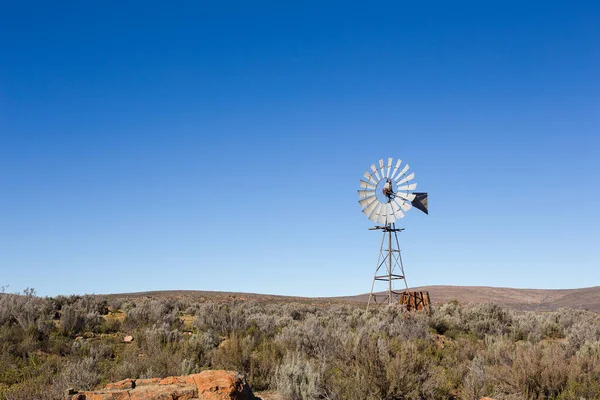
top-left (103, 285), bottom-right (600, 312)
top-left (337, 285), bottom-right (600, 312)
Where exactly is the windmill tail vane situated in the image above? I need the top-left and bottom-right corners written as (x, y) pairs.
top-left (411, 192), bottom-right (428, 215)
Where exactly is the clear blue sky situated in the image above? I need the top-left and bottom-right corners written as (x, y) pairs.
top-left (1, 1), bottom-right (598, 297)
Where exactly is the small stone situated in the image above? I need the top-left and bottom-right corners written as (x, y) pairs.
top-left (123, 335), bottom-right (134, 343)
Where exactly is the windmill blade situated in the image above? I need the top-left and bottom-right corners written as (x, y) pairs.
top-left (358, 189), bottom-right (375, 198)
top-left (391, 201), bottom-right (405, 220)
top-left (370, 164), bottom-right (381, 181)
top-left (368, 203), bottom-right (383, 222)
top-left (397, 183), bottom-right (417, 191)
top-left (400, 201), bottom-right (412, 212)
top-left (378, 159), bottom-right (387, 178)
top-left (376, 210), bottom-right (388, 225)
top-left (363, 200), bottom-right (379, 219)
top-left (394, 198), bottom-right (412, 212)
top-left (359, 195), bottom-right (377, 208)
top-left (384, 211), bottom-right (396, 224)
top-left (396, 172), bottom-right (415, 185)
top-left (394, 192), bottom-right (409, 201)
top-left (390, 159), bottom-right (402, 180)
top-left (364, 171), bottom-right (378, 185)
top-left (372, 203), bottom-right (383, 218)
top-left (386, 158), bottom-right (393, 177)
top-left (385, 203), bottom-right (396, 223)
top-left (369, 213), bottom-right (380, 223)
top-left (383, 203), bottom-right (396, 224)
top-left (399, 163), bottom-right (410, 176)
top-left (394, 164), bottom-right (410, 182)
top-left (380, 203), bottom-right (390, 217)
top-left (395, 192), bottom-right (416, 202)
top-left (371, 210), bottom-right (383, 224)
top-left (363, 200), bottom-right (378, 214)
top-left (377, 203), bottom-right (394, 224)
top-left (359, 180), bottom-right (377, 190)
top-left (366, 211), bottom-right (377, 223)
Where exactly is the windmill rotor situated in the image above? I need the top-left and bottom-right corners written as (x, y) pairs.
top-left (357, 157), bottom-right (427, 224)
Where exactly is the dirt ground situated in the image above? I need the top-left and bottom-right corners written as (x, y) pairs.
top-left (254, 390), bottom-right (282, 400)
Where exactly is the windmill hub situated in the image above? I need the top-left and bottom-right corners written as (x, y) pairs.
top-left (357, 158), bottom-right (429, 310)
top-left (382, 179), bottom-right (394, 199)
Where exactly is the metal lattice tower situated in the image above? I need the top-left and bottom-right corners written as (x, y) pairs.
top-left (366, 222), bottom-right (408, 309)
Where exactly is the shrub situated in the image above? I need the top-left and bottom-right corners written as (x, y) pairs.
top-left (274, 354), bottom-right (323, 400)
top-left (0, 290), bottom-right (53, 331)
top-left (124, 299), bottom-right (181, 330)
top-left (60, 305), bottom-right (86, 336)
top-left (464, 303), bottom-right (512, 339)
top-left (193, 302), bottom-right (249, 336)
top-left (56, 357), bottom-right (100, 391)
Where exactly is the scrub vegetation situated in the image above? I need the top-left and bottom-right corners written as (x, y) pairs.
top-left (1, 288), bottom-right (599, 400)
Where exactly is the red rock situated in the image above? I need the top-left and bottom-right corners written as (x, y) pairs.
top-left (67, 370), bottom-right (254, 400)
top-left (105, 378), bottom-right (135, 390)
top-left (81, 395), bottom-right (112, 400)
top-left (192, 370), bottom-right (254, 400)
top-left (136, 378), bottom-right (161, 387)
top-left (158, 375), bottom-right (195, 386)
top-left (169, 385), bottom-right (199, 399)
top-left (128, 384), bottom-right (196, 400)
top-left (72, 391), bottom-right (129, 400)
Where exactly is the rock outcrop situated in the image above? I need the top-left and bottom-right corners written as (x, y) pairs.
top-left (68, 370), bottom-right (256, 400)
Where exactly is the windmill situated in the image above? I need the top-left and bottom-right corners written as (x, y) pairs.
top-left (357, 158), bottom-right (429, 311)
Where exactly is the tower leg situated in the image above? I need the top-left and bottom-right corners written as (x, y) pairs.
top-left (367, 231), bottom-right (387, 311)
top-left (388, 227), bottom-right (393, 304)
top-left (394, 226), bottom-right (409, 291)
